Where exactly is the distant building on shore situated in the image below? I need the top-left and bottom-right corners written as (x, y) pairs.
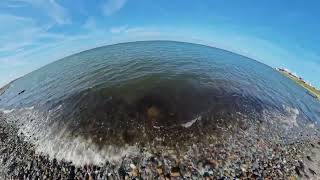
top-left (276, 67), bottom-right (320, 93)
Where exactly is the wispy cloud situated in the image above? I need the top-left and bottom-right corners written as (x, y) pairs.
top-left (0, 1), bottom-right (70, 59)
top-left (109, 25), bottom-right (129, 33)
top-left (0, 0), bottom-right (71, 66)
top-left (0, 1), bottom-right (27, 8)
top-left (103, 0), bottom-right (127, 16)
top-left (83, 18), bottom-right (99, 31)
top-left (0, 30), bottom-right (93, 87)
top-left (109, 25), bottom-right (163, 37)
top-left (0, 15), bottom-right (44, 53)
top-left (5, 0), bottom-right (70, 24)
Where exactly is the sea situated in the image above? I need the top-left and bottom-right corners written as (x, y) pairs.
top-left (0, 41), bottom-right (319, 166)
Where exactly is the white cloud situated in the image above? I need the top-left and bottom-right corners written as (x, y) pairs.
top-left (0, 1), bottom-right (27, 8)
top-left (83, 18), bottom-right (99, 31)
top-left (103, 0), bottom-right (127, 16)
top-left (0, 32), bottom-right (90, 87)
top-left (0, 15), bottom-right (44, 53)
top-left (123, 27), bottom-right (143, 33)
top-left (6, 0), bottom-right (70, 24)
top-left (109, 25), bottom-right (128, 33)
top-left (0, 1), bottom-right (69, 55)
top-left (0, 13), bottom-right (72, 80)
top-left (109, 25), bottom-right (163, 37)
top-left (0, 14), bottom-right (33, 32)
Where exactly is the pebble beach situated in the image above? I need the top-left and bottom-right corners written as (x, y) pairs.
top-left (0, 42), bottom-right (320, 180)
top-left (1, 112), bottom-right (319, 179)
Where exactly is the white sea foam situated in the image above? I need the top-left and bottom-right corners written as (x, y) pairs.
top-left (181, 116), bottom-right (202, 128)
top-left (0, 106), bottom-right (33, 115)
top-left (2, 104), bottom-right (140, 166)
top-left (0, 108), bottom-right (15, 114)
top-left (262, 105), bottom-right (300, 129)
top-left (282, 105), bottom-right (299, 128)
top-left (24, 106), bottom-right (34, 110)
top-left (36, 131), bottom-right (138, 166)
top-left (2, 103), bottom-right (305, 166)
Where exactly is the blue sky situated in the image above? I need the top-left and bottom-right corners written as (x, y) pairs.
top-left (0, 0), bottom-right (319, 88)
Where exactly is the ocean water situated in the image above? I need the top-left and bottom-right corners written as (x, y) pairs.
top-left (0, 41), bottom-right (319, 165)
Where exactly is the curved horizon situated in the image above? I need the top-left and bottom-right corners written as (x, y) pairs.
top-left (0, 1), bottom-right (319, 89)
top-left (0, 40), bottom-right (293, 88)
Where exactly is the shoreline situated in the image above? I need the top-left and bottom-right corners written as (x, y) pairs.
top-left (1, 113), bottom-right (319, 179)
top-left (276, 68), bottom-right (320, 100)
top-left (0, 79), bottom-right (16, 97)
top-left (0, 84), bottom-right (10, 96)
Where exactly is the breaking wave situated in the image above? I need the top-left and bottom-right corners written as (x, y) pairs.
top-left (0, 41), bottom-right (319, 166)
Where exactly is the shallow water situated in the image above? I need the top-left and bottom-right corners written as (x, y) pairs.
top-left (0, 41), bottom-right (319, 165)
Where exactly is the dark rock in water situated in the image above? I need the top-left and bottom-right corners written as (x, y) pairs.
top-left (0, 41), bottom-right (320, 179)
top-left (18, 90), bottom-right (25, 95)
